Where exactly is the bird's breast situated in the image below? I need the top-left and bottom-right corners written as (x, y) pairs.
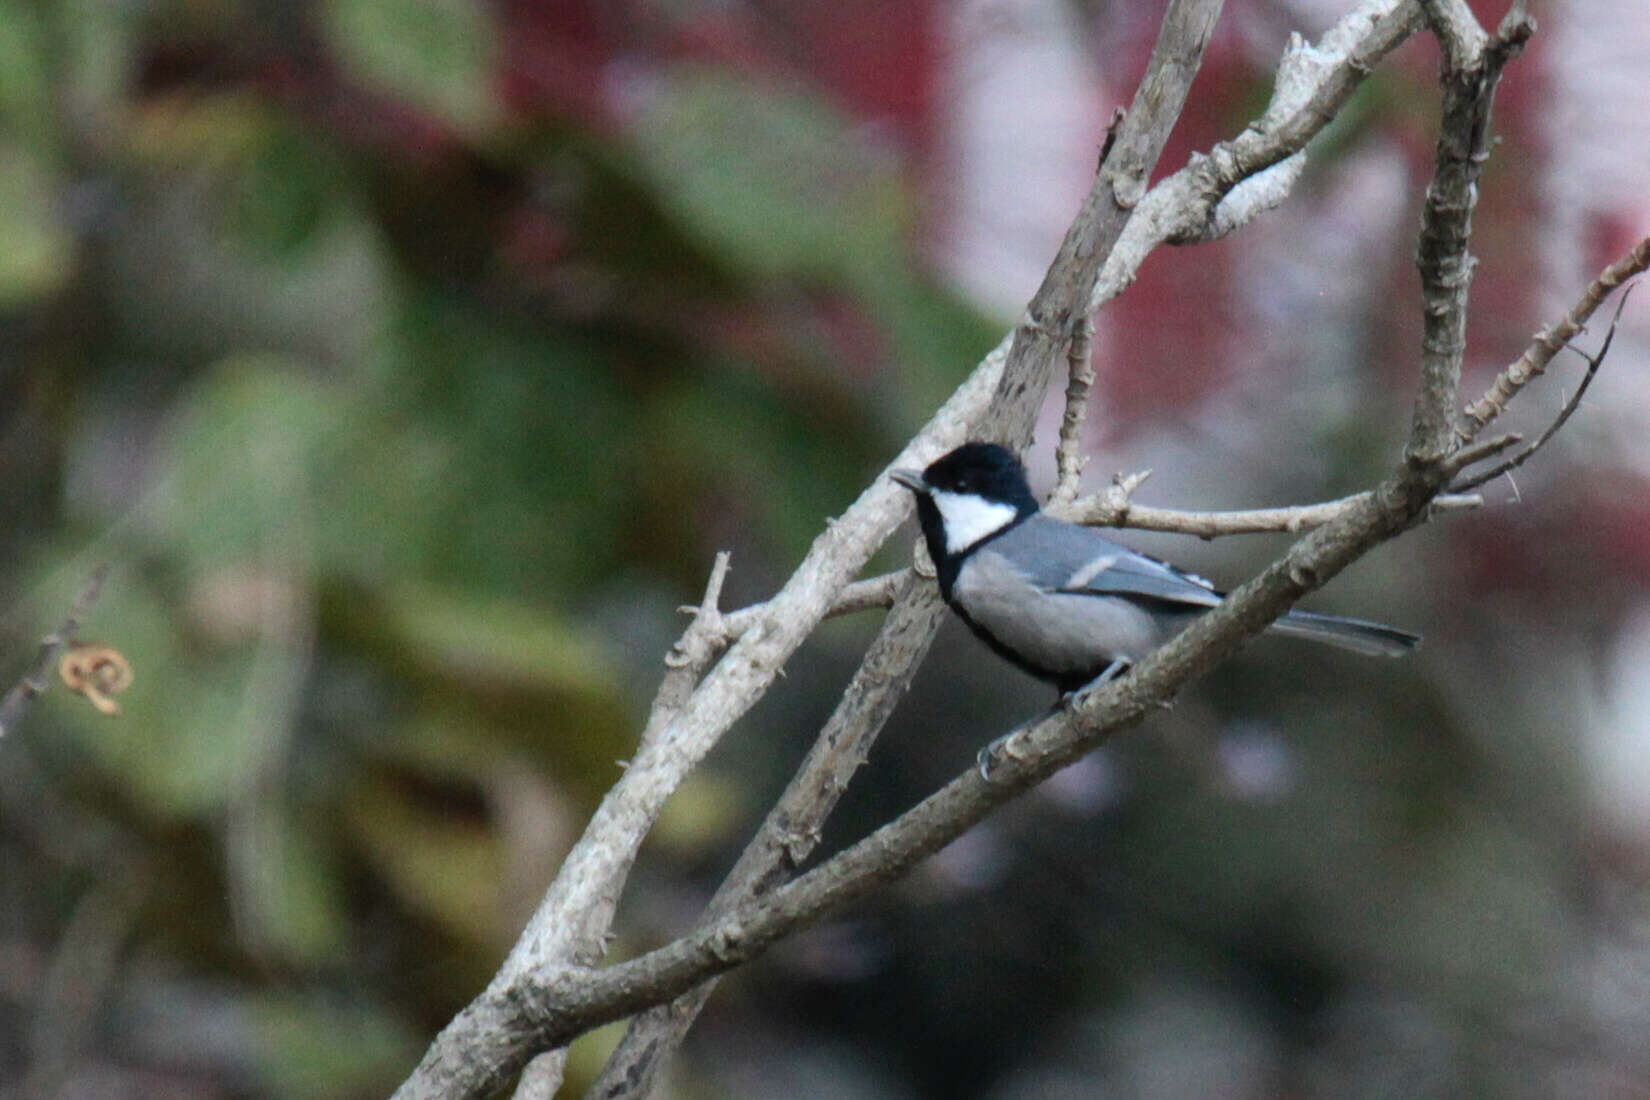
top-left (950, 548), bottom-right (1172, 676)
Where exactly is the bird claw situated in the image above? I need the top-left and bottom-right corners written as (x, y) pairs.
top-left (1060, 658), bottom-right (1132, 711)
top-left (982, 659), bottom-right (1135, 781)
top-left (976, 733), bottom-right (1017, 782)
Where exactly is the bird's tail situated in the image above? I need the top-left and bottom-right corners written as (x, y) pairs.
top-left (1268, 609), bottom-right (1420, 657)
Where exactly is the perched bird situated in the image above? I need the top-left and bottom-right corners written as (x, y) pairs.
top-left (891, 442), bottom-right (1418, 696)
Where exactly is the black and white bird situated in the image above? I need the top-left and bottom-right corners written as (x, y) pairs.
top-left (891, 442), bottom-right (1418, 695)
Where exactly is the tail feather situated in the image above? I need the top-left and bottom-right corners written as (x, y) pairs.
top-left (1268, 609), bottom-right (1420, 658)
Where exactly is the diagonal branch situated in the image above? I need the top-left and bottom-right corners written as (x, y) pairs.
top-left (1452, 276), bottom-right (1642, 492)
top-left (985, 0), bottom-right (1228, 452)
top-left (1461, 236), bottom-right (1650, 440)
top-left (1102, 0), bottom-right (1425, 305)
top-left (584, 573), bottom-right (948, 1099)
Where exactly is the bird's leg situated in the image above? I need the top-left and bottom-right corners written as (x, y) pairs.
top-left (1061, 657), bottom-right (1132, 711)
top-left (976, 659), bottom-right (1132, 780)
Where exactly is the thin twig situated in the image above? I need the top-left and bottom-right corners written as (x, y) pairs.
top-left (1443, 432), bottom-right (1522, 478)
top-left (719, 571), bottom-right (904, 642)
top-left (1451, 282), bottom-right (1638, 492)
top-left (1055, 487), bottom-right (1484, 537)
top-left (985, 0), bottom-right (1227, 455)
top-left (0, 565), bottom-right (112, 739)
top-left (1461, 237), bottom-right (1650, 439)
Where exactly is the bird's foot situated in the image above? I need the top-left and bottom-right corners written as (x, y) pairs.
top-left (1059, 658), bottom-right (1132, 712)
top-left (980, 661), bottom-right (1133, 782)
top-left (976, 719), bottom-right (1040, 782)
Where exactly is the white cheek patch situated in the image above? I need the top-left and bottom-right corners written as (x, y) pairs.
top-left (931, 490), bottom-right (1019, 554)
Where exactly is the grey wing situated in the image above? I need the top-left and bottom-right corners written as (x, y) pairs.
top-left (991, 514), bottom-right (1224, 609)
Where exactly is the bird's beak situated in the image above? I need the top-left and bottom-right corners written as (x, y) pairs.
top-left (890, 468), bottom-right (928, 493)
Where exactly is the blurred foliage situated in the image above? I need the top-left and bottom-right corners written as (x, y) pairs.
top-left (3, 0), bottom-right (1647, 1098)
top-left (320, 0), bottom-right (500, 137)
top-left (0, 0), bottom-right (996, 1095)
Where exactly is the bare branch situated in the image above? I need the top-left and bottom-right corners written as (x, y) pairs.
top-left (1054, 487), bottom-right (1483, 537)
top-left (1051, 318), bottom-right (1096, 505)
top-left (448, 434), bottom-right (1466, 1054)
top-left (0, 565), bottom-right (112, 739)
top-left (1461, 237), bottom-right (1650, 439)
top-left (1104, 0), bottom-right (1426, 300)
top-left (395, 0), bottom-right (1229, 1088)
top-left (510, 550), bottom-right (733, 1096)
top-left (585, 573), bottom-right (948, 1099)
top-left (394, 4), bottom-right (1460, 1097)
top-left (1408, 0), bottom-right (1534, 461)
top-left (577, 2), bottom-right (1232, 1093)
top-left (1419, 0), bottom-right (1489, 63)
top-left (718, 571), bottom-right (905, 642)
top-left (1452, 280), bottom-right (1640, 492)
top-left (1167, 153), bottom-right (1308, 245)
top-left (1443, 432), bottom-right (1522, 478)
top-left (986, 0), bottom-right (1228, 453)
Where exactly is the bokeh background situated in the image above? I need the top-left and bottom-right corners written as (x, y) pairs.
top-left (3, 0), bottom-right (1649, 1096)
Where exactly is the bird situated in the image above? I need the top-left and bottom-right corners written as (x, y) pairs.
top-left (891, 442), bottom-right (1419, 698)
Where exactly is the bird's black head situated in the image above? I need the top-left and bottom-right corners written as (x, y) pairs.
top-left (917, 443), bottom-right (1040, 514)
top-left (891, 443), bottom-right (1040, 591)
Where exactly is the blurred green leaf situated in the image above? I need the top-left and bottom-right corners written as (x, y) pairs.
top-left (108, 97), bottom-right (389, 366)
top-left (640, 367), bottom-right (877, 561)
top-left (229, 119), bottom-right (350, 258)
top-left (58, 0), bottom-right (134, 123)
top-left (320, 0), bottom-right (498, 136)
top-left (374, 582), bottom-right (618, 701)
top-left (0, 142), bottom-right (72, 306)
top-left (333, 587), bottom-right (632, 803)
top-left (0, 2), bottom-right (50, 145)
top-left (236, 808), bottom-right (351, 966)
top-left (251, 991), bottom-right (421, 1100)
top-left (157, 355), bottom-right (338, 570)
top-left (629, 68), bottom-right (910, 283)
top-left (650, 769), bottom-right (749, 859)
top-left (316, 295), bottom-right (637, 595)
top-left (346, 776), bottom-right (504, 944)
